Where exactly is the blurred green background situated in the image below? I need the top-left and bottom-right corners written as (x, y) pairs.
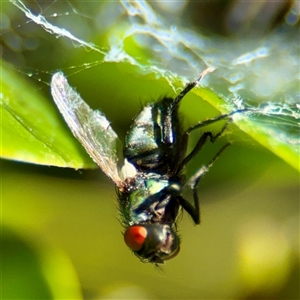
top-left (1, 1), bottom-right (299, 299)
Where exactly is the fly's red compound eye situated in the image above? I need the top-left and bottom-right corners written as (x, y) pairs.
top-left (124, 226), bottom-right (147, 251)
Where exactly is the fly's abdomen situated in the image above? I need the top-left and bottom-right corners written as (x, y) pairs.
top-left (124, 98), bottom-right (180, 171)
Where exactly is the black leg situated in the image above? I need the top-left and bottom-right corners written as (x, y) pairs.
top-left (172, 105), bottom-right (252, 175)
top-left (178, 120), bottom-right (229, 173)
top-left (185, 108), bottom-right (249, 135)
top-left (179, 143), bottom-right (231, 224)
top-left (173, 115), bottom-right (230, 175)
top-left (175, 108), bottom-right (252, 223)
top-left (170, 67), bottom-right (251, 174)
top-left (170, 67), bottom-right (214, 112)
top-left (178, 195), bottom-right (200, 225)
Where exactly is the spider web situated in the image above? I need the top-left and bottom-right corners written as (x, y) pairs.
top-left (4, 0), bottom-right (300, 163)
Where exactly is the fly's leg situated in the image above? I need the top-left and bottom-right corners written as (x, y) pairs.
top-left (178, 143), bottom-right (231, 224)
top-left (178, 120), bottom-right (229, 172)
top-left (170, 67), bottom-right (214, 111)
top-left (171, 67), bottom-right (250, 172)
top-left (172, 107), bottom-right (250, 174)
top-left (174, 114), bottom-right (236, 224)
top-left (173, 116), bottom-right (230, 175)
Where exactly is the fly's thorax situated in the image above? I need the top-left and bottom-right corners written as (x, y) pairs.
top-left (124, 224), bottom-right (180, 264)
top-left (120, 173), bottom-right (182, 226)
top-left (124, 97), bottom-right (181, 172)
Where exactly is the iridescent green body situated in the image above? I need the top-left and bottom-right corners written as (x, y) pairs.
top-left (119, 98), bottom-right (185, 263)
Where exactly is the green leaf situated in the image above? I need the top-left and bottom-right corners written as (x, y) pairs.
top-left (1, 60), bottom-right (298, 172)
top-left (0, 61), bottom-right (96, 168)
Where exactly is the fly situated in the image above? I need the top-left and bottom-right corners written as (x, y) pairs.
top-left (51, 70), bottom-right (247, 264)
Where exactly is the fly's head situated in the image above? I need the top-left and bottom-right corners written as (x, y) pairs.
top-left (120, 174), bottom-right (182, 264)
top-left (124, 223), bottom-right (180, 264)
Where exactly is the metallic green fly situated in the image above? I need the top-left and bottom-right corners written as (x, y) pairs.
top-left (51, 70), bottom-right (247, 264)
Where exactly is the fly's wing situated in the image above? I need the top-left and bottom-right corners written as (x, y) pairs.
top-left (51, 72), bottom-right (124, 188)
